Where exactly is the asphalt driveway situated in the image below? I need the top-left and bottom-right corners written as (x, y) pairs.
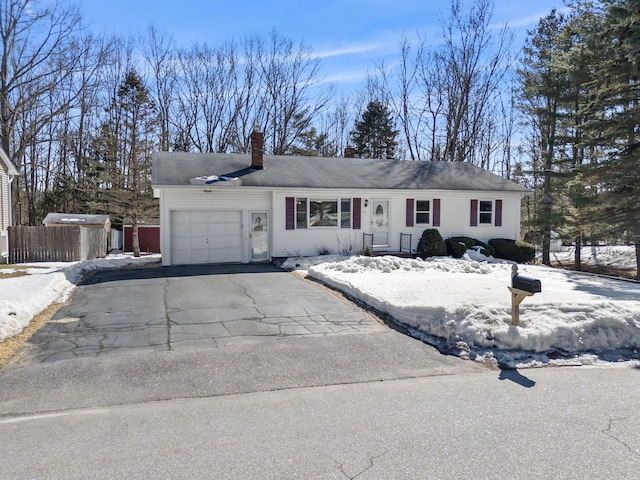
top-left (15, 263), bottom-right (385, 363)
top-left (1, 263), bottom-right (482, 416)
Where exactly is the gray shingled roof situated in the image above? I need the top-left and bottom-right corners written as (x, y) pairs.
top-left (152, 152), bottom-right (529, 193)
top-left (42, 213), bottom-right (110, 226)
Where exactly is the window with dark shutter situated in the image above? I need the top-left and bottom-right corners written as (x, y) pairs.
top-left (286, 197), bottom-right (295, 230)
top-left (470, 199), bottom-right (478, 227)
top-left (495, 200), bottom-right (502, 227)
top-left (352, 198), bottom-right (361, 229)
top-left (433, 199), bottom-right (441, 227)
top-left (406, 198), bottom-right (414, 227)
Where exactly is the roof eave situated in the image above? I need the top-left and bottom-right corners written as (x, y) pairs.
top-left (0, 147), bottom-right (19, 176)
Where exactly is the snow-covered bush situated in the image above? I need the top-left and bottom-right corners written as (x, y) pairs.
top-left (489, 238), bottom-right (535, 263)
top-left (417, 229), bottom-right (447, 259)
top-left (445, 238), bottom-right (467, 258)
top-left (446, 236), bottom-right (494, 258)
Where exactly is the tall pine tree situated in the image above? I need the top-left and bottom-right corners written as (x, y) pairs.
top-left (89, 69), bottom-right (159, 256)
top-left (584, 0), bottom-right (640, 278)
top-left (350, 101), bottom-right (398, 159)
top-left (518, 10), bottom-right (570, 265)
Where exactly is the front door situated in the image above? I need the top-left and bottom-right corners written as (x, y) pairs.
top-left (250, 212), bottom-right (269, 262)
top-left (371, 200), bottom-right (389, 247)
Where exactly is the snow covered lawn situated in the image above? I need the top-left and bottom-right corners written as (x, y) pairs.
top-left (3, 247), bottom-right (639, 369)
top-left (546, 245), bottom-right (638, 270)
top-left (0, 254), bottom-right (160, 342)
top-left (302, 249), bottom-right (640, 367)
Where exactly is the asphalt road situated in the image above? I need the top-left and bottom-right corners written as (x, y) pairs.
top-left (1, 263), bottom-right (638, 478)
top-left (1, 367), bottom-right (639, 479)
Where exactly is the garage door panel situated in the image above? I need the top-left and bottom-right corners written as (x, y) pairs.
top-left (171, 210), bottom-right (243, 265)
top-left (191, 223), bottom-right (208, 237)
top-left (172, 237), bottom-right (191, 250)
top-left (190, 211), bottom-right (208, 223)
top-left (226, 223), bottom-right (242, 236)
top-left (191, 248), bottom-right (209, 264)
top-left (208, 211), bottom-right (227, 223)
top-left (224, 211), bottom-right (240, 222)
top-left (172, 211), bottom-right (190, 226)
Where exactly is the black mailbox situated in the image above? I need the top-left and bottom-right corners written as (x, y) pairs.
top-left (512, 275), bottom-right (542, 294)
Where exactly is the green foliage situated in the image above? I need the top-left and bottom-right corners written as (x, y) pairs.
top-left (417, 229), bottom-right (447, 259)
top-left (517, 4), bottom-right (607, 265)
top-left (288, 127), bottom-right (332, 156)
top-left (488, 238), bottom-right (536, 263)
top-left (445, 236), bottom-right (495, 258)
top-left (445, 238), bottom-right (467, 258)
top-left (349, 101), bottom-right (398, 159)
top-left (581, 0), bottom-right (640, 251)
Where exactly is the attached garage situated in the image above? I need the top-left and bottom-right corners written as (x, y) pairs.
top-left (170, 210), bottom-right (242, 265)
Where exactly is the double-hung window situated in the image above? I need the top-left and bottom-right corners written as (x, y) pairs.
top-left (340, 199), bottom-right (351, 228)
top-left (296, 198), bottom-right (307, 229)
top-left (479, 201), bottom-right (493, 224)
top-left (416, 200), bottom-right (430, 224)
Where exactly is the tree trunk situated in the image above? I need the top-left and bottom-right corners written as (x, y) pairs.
top-left (132, 222), bottom-right (141, 258)
top-left (542, 230), bottom-right (551, 266)
top-left (635, 242), bottom-right (640, 281)
top-left (574, 235), bottom-right (582, 271)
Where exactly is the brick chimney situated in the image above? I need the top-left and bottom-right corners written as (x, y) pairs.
top-left (250, 128), bottom-right (264, 169)
top-left (344, 146), bottom-right (355, 158)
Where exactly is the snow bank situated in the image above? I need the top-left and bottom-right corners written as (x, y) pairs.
top-left (546, 245), bottom-right (638, 270)
top-left (308, 255), bottom-right (640, 366)
top-left (0, 254), bottom-right (160, 342)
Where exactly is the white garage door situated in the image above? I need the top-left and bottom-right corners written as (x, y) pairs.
top-left (171, 211), bottom-right (242, 265)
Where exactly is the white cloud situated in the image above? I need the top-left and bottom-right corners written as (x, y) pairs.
top-left (314, 40), bottom-right (389, 60)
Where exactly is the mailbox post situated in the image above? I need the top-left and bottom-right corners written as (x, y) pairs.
top-left (507, 264), bottom-right (541, 326)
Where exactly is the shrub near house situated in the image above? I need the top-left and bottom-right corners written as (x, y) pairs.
top-left (418, 230), bottom-right (535, 263)
top-left (445, 236), bottom-right (494, 258)
top-left (489, 238), bottom-right (535, 263)
top-left (417, 229), bottom-right (447, 259)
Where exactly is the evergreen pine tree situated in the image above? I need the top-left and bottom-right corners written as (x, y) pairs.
top-left (350, 101), bottom-right (398, 159)
top-left (583, 0), bottom-right (640, 278)
top-left (88, 69), bottom-right (159, 257)
top-left (518, 10), bottom-right (571, 265)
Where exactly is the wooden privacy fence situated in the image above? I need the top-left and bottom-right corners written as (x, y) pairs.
top-left (8, 226), bottom-right (107, 263)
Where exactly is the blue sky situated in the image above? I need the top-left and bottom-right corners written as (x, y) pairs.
top-left (79, 0), bottom-right (566, 91)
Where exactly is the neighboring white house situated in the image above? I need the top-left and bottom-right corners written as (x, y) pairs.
top-left (152, 131), bottom-right (530, 266)
top-left (0, 147), bottom-right (18, 263)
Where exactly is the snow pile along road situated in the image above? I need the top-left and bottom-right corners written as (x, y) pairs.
top-left (307, 254), bottom-right (640, 366)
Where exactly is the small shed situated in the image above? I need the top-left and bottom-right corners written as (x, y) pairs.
top-left (43, 213), bottom-right (112, 251)
top-left (43, 213), bottom-right (111, 230)
top-left (550, 231), bottom-right (562, 252)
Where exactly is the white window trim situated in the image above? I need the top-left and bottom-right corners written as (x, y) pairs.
top-left (479, 200), bottom-right (493, 225)
top-left (415, 199), bottom-right (431, 225)
top-left (296, 198), bottom-right (355, 229)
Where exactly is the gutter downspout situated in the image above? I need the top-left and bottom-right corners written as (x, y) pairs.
top-left (8, 173), bottom-right (15, 229)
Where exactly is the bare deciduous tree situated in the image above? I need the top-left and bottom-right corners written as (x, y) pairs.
top-left (0, 0), bottom-right (83, 224)
top-left (438, 0), bottom-right (513, 164)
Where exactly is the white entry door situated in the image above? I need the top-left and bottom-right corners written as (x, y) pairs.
top-left (371, 199), bottom-right (389, 247)
top-left (250, 212), bottom-right (269, 262)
